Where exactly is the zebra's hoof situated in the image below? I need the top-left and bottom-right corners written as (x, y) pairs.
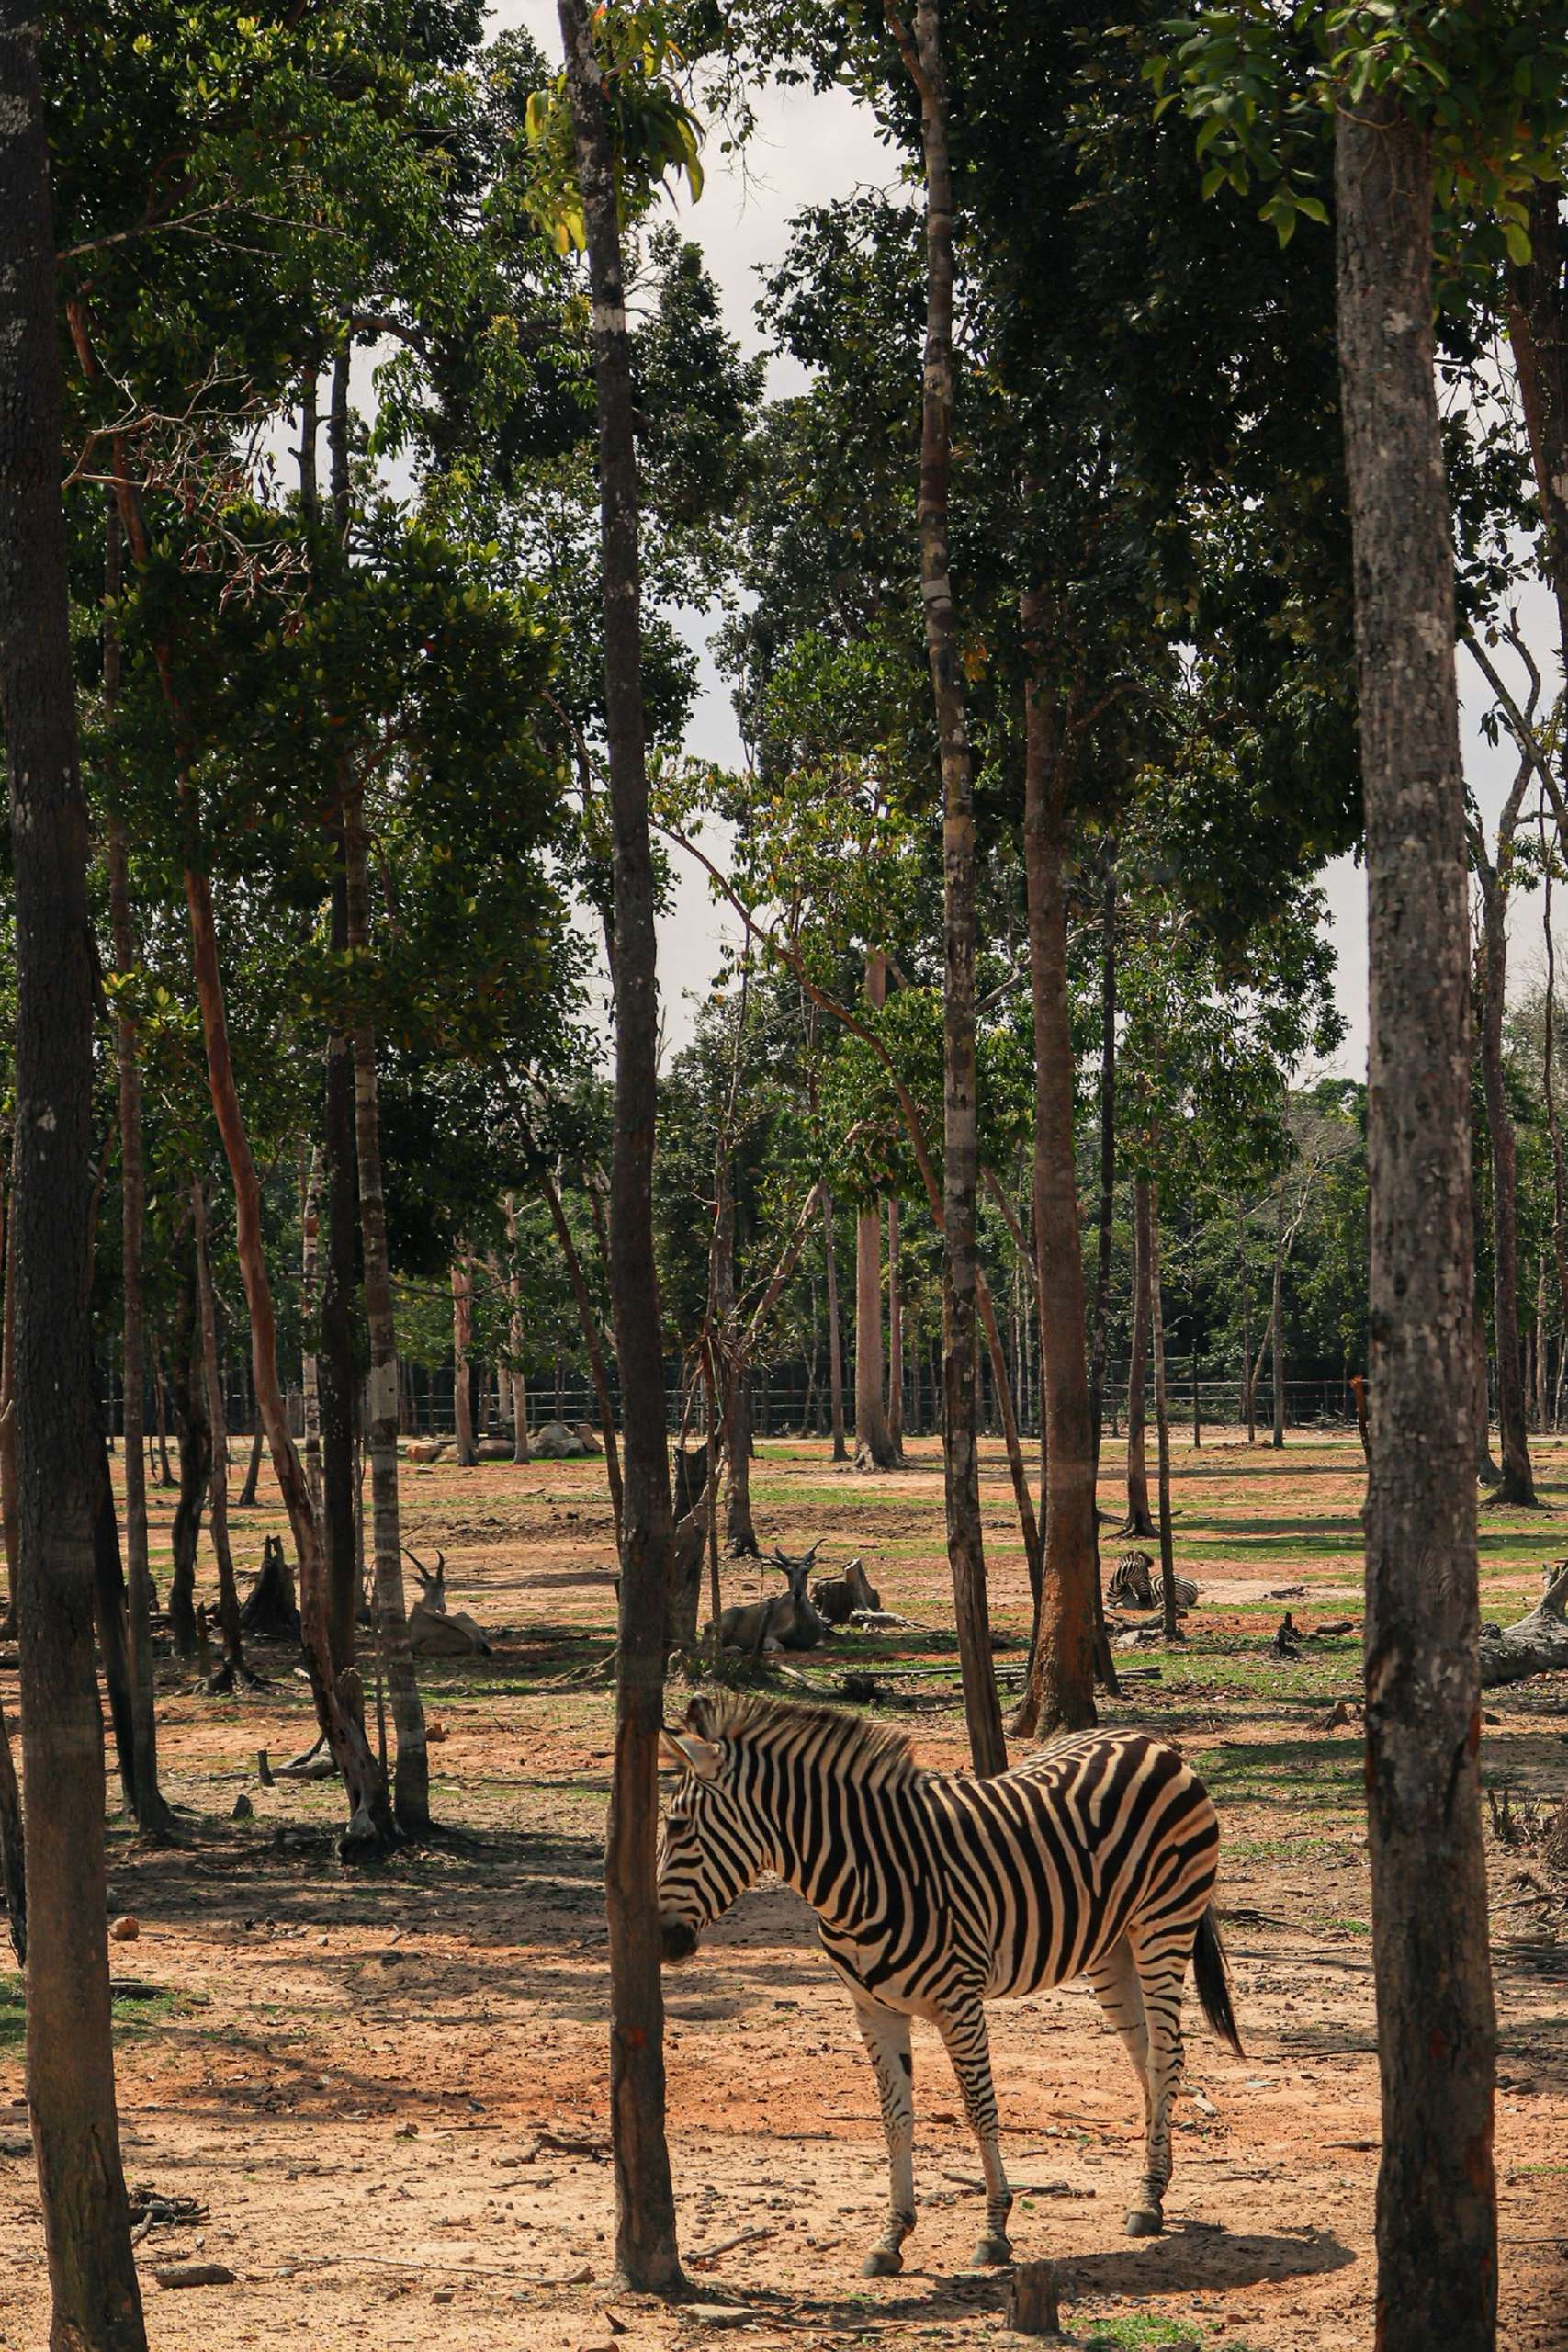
top-left (1124, 2202), bottom-right (1164, 2238)
top-left (862, 2246), bottom-right (903, 2278)
top-left (972, 2233), bottom-right (1012, 2267)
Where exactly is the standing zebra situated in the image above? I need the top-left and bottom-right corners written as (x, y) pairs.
top-left (658, 1694), bottom-right (1242, 2275)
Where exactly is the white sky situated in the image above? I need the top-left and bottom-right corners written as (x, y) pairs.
top-left (493, 5), bottom-right (1561, 1080)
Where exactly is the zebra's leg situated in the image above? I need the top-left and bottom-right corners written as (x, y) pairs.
top-left (936, 2000), bottom-right (1012, 2267)
top-left (852, 1995), bottom-right (916, 2277)
top-left (1124, 1930), bottom-right (1190, 2237)
top-left (1086, 1935), bottom-right (1153, 2151)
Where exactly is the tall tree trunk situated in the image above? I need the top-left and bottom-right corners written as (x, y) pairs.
top-left (1269, 1179), bottom-right (1287, 1449)
top-left (896, 0), bottom-right (1005, 1776)
top-left (1237, 1203), bottom-right (1256, 1442)
top-left (451, 1253), bottom-right (476, 1466)
top-left (886, 1196), bottom-right (904, 1456)
top-left (0, 15), bottom-right (148, 2327)
top-left (299, 1142), bottom-right (322, 1521)
top-left (822, 1190), bottom-right (849, 1462)
top-left (344, 777), bottom-right (429, 1834)
top-left (1149, 1190), bottom-right (1181, 1647)
top-left (853, 958), bottom-right (898, 1469)
top-left (1122, 1177), bottom-right (1156, 1534)
top-left (1541, 820), bottom-right (1568, 1389)
top-left (505, 1193), bottom-right (531, 1463)
top-left (558, 0), bottom-right (681, 2291)
top-left (191, 1183), bottom-right (245, 1679)
top-left (89, 1430), bottom-right (137, 1815)
top-left (320, 866), bottom-right (362, 1661)
top-left (0, 1169), bottom-right (16, 1634)
top-left (713, 1159), bottom-right (757, 1555)
top-left (185, 855), bottom-right (393, 1849)
top-left (1337, 92), bottom-right (1496, 2351)
top-left (540, 1168), bottom-right (625, 1545)
top-left (105, 505), bottom-right (163, 1827)
top-left (1476, 840), bottom-right (1537, 1505)
top-left (1533, 1262), bottom-right (1548, 1431)
top-left (166, 1264), bottom-right (209, 1659)
top-left (238, 1422), bottom-right (265, 1509)
top-left (1508, 187), bottom-right (1568, 692)
top-left (1088, 854), bottom-right (1117, 1481)
top-left (1017, 643), bottom-right (1096, 1736)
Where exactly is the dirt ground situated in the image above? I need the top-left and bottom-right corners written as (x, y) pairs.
top-left (2, 1429), bottom-right (1566, 2351)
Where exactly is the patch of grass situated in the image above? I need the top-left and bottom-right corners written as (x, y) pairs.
top-left (0, 1973), bottom-right (188, 2052)
top-left (1080, 2319), bottom-right (1206, 2349)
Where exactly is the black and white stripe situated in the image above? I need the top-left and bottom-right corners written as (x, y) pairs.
top-left (658, 1695), bottom-right (1241, 2274)
top-left (1107, 1551), bottom-right (1198, 1615)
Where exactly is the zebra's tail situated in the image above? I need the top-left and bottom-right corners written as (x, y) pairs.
top-left (1193, 1905), bottom-right (1245, 2057)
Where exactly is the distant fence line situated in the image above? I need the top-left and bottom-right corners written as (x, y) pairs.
top-left (97, 1346), bottom-right (1371, 1446)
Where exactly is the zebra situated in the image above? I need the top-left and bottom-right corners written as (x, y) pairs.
top-left (1107, 1549), bottom-right (1198, 1615)
top-left (658, 1693), bottom-right (1242, 2277)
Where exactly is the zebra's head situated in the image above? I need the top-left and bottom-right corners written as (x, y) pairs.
top-left (657, 1702), bottom-right (772, 1963)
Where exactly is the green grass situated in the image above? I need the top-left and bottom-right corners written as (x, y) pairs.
top-left (0, 1973), bottom-right (189, 2053)
top-left (1079, 2319), bottom-right (1207, 2349)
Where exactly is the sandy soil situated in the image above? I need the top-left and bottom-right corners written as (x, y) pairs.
top-left (1, 1430), bottom-right (1564, 2351)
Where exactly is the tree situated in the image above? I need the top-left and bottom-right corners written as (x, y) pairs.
top-left (0, 6), bottom-right (148, 2337)
top-left (553, 0), bottom-right (684, 2292)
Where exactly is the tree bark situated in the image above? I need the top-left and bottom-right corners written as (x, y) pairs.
top-left (191, 1182), bottom-right (245, 1679)
top-left (1540, 818), bottom-right (1568, 1400)
top-left (451, 1252), bottom-right (476, 1466)
top-left (299, 1142), bottom-right (322, 1521)
top-left (558, 0), bottom-right (682, 2292)
top-left (0, 1166), bottom-right (17, 1633)
top-left (854, 956), bottom-right (898, 1469)
top-left (505, 1193), bottom-right (531, 1462)
top-left (1337, 91), bottom-right (1496, 2352)
top-left (822, 1190), bottom-right (849, 1462)
top-left (1269, 1179), bottom-right (1287, 1449)
top-left (89, 1429), bottom-right (137, 1815)
top-left (1088, 854), bottom-right (1117, 1483)
top-left (0, 14), bottom-right (148, 2328)
top-left (167, 1264), bottom-right (209, 1660)
top-left (712, 1156), bottom-right (757, 1555)
top-left (321, 854), bottom-right (362, 1661)
top-left (886, 1195), bottom-right (904, 1456)
top-left (1474, 802), bottom-right (1538, 1505)
top-left (1148, 1191), bottom-right (1181, 1648)
top-left (343, 776), bottom-right (429, 1833)
top-left (897, 0), bottom-right (1005, 1777)
top-left (1123, 1177), bottom-right (1156, 1533)
top-left (105, 504), bottom-right (163, 1827)
top-left (237, 1421), bottom-right (265, 1509)
top-left (1237, 1204), bottom-right (1256, 1442)
top-left (1016, 643), bottom-right (1097, 1736)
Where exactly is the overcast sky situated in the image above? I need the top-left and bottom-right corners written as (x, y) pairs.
top-left (492, 4), bottom-right (1558, 1080)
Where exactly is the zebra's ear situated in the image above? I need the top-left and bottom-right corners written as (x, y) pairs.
top-left (665, 1732), bottom-right (723, 1781)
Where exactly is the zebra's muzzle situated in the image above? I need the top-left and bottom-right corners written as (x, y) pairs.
top-left (660, 1916), bottom-right (699, 1962)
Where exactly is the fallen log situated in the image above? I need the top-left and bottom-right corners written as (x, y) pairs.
top-left (1480, 1564), bottom-right (1568, 1689)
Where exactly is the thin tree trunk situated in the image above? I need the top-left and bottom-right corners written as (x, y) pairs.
top-left (1269, 1180), bottom-right (1286, 1449)
top-left (1337, 92), bottom-right (1496, 2351)
top-left (540, 1168), bottom-right (625, 1547)
top-left (185, 857), bottom-right (393, 1849)
top-left (1238, 1204), bottom-right (1256, 1442)
top-left (238, 1422), bottom-right (265, 1509)
top-left (854, 958), bottom-right (898, 1469)
top-left (1541, 816), bottom-right (1568, 1404)
top-left (153, 1357), bottom-right (173, 1487)
top-left (0, 18), bottom-right (148, 2325)
top-left (1476, 823), bottom-right (1538, 1505)
top-left (89, 1430), bottom-right (137, 1815)
top-left (300, 1141), bottom-right (322, 1520)
top-left (321, 860), bottom-right (362, 1661)
top-left (105, 504), bottom-right (163, 1826)
top-left (823, 1190), bottom-right (849, 1462)
top-left (1149, 1190), bottom-right (1180, 1647)
top-left (505, 1193), bottom-right (531, 1463)
top-left (713, 1158), bottom-right (757, 1555)
top-left (1534, 1262), bottom-right (1548, 1431)
top-left (167, 1264), bottom-right (209, 1660)
top-left (0, 1166), bottom-right (16, 1634)
top-left (451, 1253), bottom-right (476, 1466)
top-left (1123, 1177), bottom-right (1156, 1534)
top-left (558, 0), bottom-right (682, 2290)
top-left (886, 1196), bottom-right (904, 1456)
top-left (1016, 642), bottom-right (1097, 1737)
top-left (343, 776), bottom-right (429, 1833)
top-left (1088, 854), bottom-right (1117, 1482)
top-left (893, 0), bottom-right (1005, 1776)
top-left (191, 1182), bottom-right (244, 1679)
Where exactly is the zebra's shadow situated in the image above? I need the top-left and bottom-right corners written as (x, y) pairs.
top-left (713, 2221), bottom-right (1354, 2329)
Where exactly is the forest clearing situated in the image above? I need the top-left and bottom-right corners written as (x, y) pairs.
top-left (1, 1434), bottom-right (1564, 2352)
top-left (6, 2), bottom-right (1568, 2348)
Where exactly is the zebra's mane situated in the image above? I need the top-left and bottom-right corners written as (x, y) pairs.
top-left (693, 1692), bottom-right (919, 1790)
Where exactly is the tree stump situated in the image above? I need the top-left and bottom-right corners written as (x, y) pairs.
top-left (1006, 2259), bottom-right (1061, 2336)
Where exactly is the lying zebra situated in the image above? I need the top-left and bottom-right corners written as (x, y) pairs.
top-left (1107, 1548), bottom-right (1198, 1615)
top-left (659, 1694), bottom-right (1241, 2275)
